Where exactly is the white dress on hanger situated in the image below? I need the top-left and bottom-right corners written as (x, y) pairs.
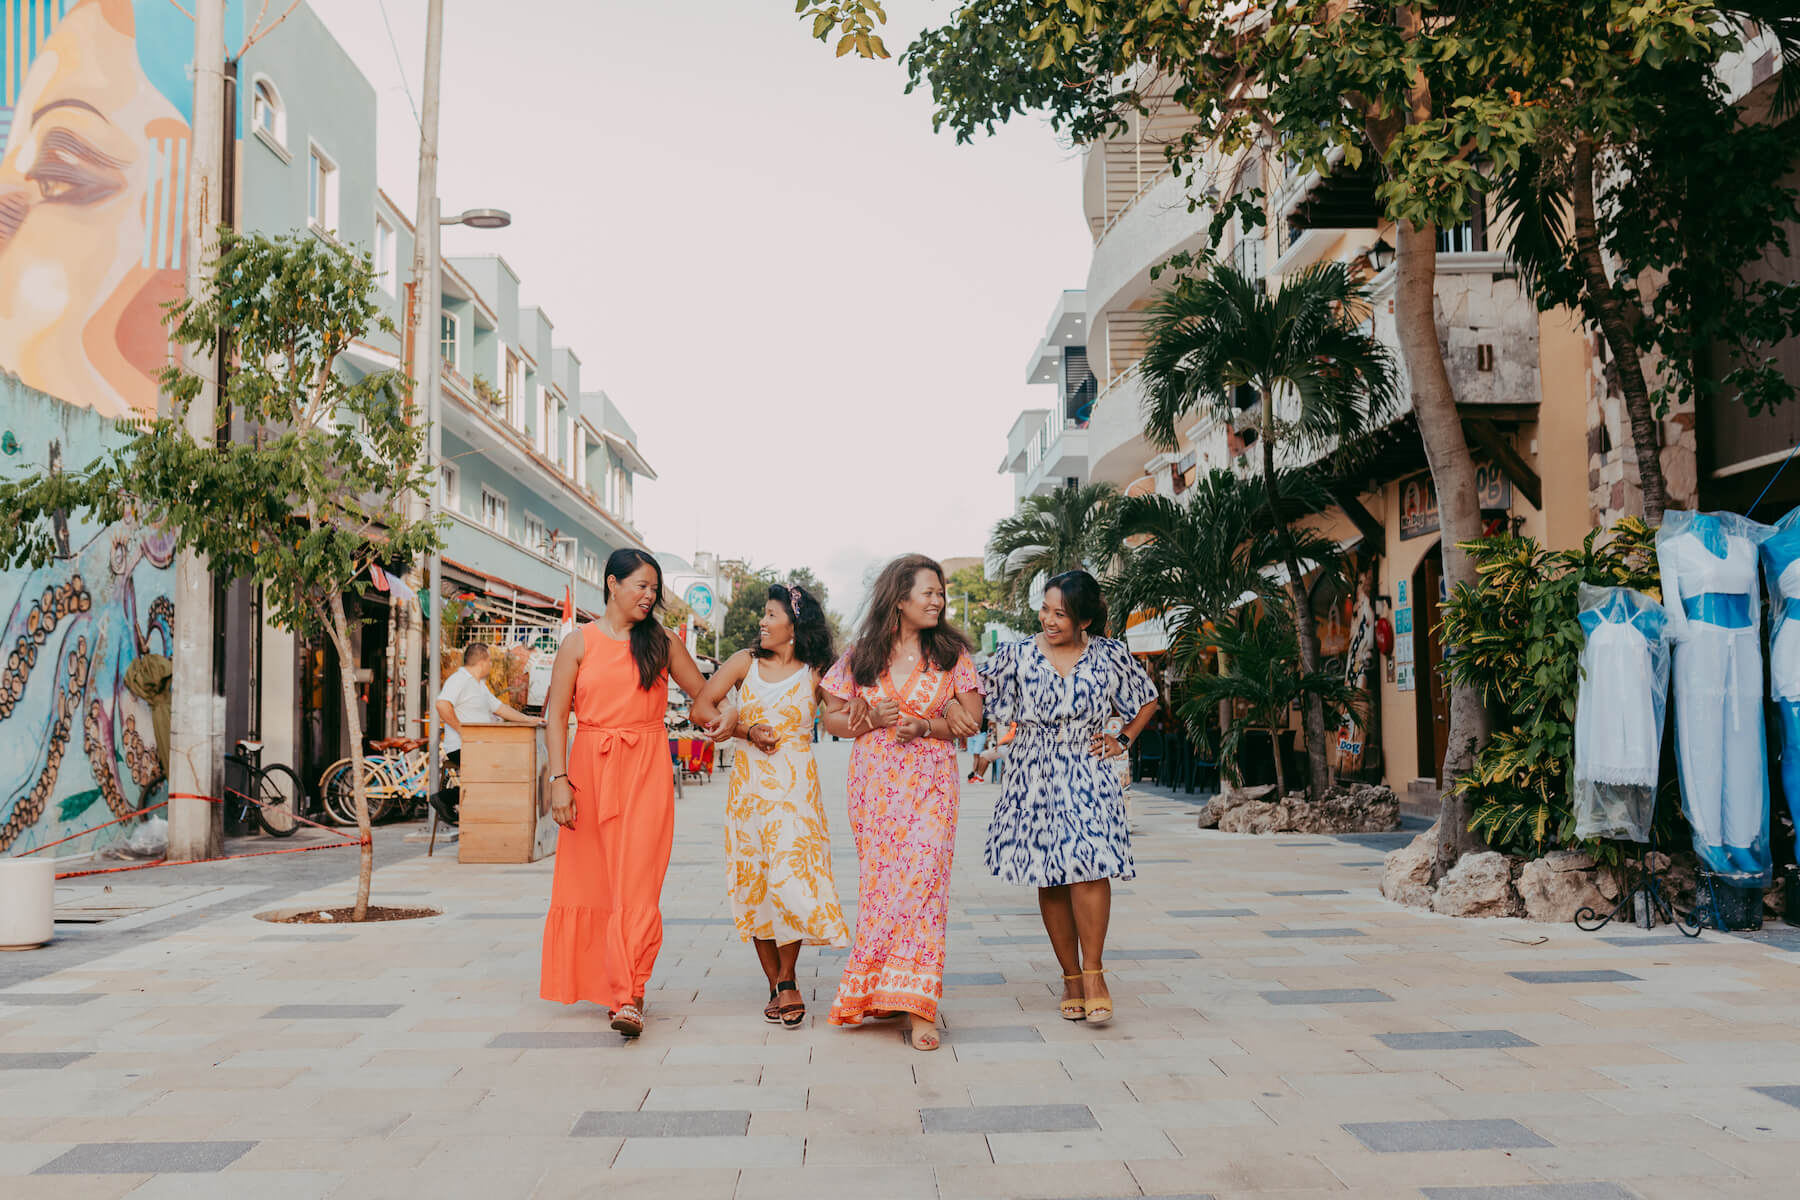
top-left (1572, 586), bottom-right (1669, 843)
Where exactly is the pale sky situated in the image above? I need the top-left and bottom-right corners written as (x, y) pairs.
top-left (307, 0), bottom-right (1092, 617)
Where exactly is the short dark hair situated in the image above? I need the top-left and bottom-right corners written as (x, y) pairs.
top-left (1045, 569), bottom-right (1108, 636)
top-left (463, 642), bottom-right (491, 664)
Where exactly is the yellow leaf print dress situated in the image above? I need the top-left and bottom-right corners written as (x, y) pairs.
top-left (725, 662), bottom-right (850, 947)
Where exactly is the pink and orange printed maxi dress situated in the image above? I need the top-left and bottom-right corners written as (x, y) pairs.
top-left (821, 647), bottom-right (982, 1024)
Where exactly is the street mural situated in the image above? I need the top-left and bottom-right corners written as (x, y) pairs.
top-left (0, 1), bottom-right (242, 854)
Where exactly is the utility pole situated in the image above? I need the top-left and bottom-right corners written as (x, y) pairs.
top-left (415, 0), bottom-right (447, 807)
top-left (168, 0), bottom-right (228, 861)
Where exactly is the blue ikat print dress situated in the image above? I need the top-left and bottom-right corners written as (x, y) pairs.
top-left (978, 636), bottom-right (1159, 887)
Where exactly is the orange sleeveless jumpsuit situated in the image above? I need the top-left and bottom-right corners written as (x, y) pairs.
top-left (539, 623), bottom-right (673, 1009)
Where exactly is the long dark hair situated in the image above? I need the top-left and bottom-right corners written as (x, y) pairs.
top-left (1045, 569), bottom-right (1108, 637)
top-left (603, 548), bottom-right (669, 690)
top-left (754, 582), bottom-right (835, 675)
top-left (848, 554), bottom-right (972, 687)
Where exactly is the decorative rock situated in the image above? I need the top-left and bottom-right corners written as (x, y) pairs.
top-left (1195, 784), bottom-right (1275, 830)
top-left (1517, 855), bottom-right (1608, 923)
top-left (1200, 783), bottom-right (1400, 836)
top-left (1430, 852), bottom-right (1522, 919)
top-left (1380, 823), bottom-right (1440, 910)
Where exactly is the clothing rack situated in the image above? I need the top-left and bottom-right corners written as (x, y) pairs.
top-left (1574, 834), bottom-right (1700, 937)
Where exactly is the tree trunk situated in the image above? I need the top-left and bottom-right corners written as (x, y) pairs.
top-left (1570, 137), bottom-right (1668, 523)
top-left (326, 590), bottom-right (374, 920)
top-left (1268, 721), bottom-right (1287, 802)
top-left (1261, 392), bottom-right (1331, 801)
top-left (1394, 219), bottom-right (1491, 879)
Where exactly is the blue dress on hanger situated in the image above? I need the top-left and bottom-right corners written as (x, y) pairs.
top-left (1760, 509), bottom-right (1800, 840)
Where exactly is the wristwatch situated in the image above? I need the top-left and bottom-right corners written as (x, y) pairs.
top-left (1116, 732), bottom-right (1133, 751)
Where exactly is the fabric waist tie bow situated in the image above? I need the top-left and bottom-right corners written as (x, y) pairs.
top-left (1683, 593), bottom-right (1752, 629)
top-left (573, 721), bottom-right (666, 823)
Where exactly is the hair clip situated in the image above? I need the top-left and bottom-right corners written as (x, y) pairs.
top-left (788, 585), bottom-right (803, 616)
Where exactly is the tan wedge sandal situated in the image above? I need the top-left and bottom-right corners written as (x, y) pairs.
top-left (1059, 972), bottom-right (1086, 1021)
top-left (1081, 969), bottom-right (1113, 1027)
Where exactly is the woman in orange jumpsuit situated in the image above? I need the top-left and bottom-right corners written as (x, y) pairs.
top-left (540, 548), bottom-right (708, 1038)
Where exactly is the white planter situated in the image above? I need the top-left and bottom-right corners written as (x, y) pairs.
top-left (0, 858), bottom-right (56, 949)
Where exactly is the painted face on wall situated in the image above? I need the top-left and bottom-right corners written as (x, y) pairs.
top-left (0, 0), bottom-right (188, 418)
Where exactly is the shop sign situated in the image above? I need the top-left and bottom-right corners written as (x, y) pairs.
top-left (1398, 466), bottom-right (1513, 540)
top-left (684, 582), bottom-right (715, 618)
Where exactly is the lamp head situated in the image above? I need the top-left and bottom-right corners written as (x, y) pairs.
top-left (447, 208), bottom-right (512, 230)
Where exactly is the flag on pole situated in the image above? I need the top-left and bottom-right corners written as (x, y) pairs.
top-left (559, 586), bottom-right (576, 641)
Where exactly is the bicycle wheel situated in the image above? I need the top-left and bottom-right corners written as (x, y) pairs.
top-left (254, 763), bottom-right (303, 838)
top-left (321, 760), bottom-right (376, 826)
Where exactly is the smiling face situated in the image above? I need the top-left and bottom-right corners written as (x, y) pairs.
top-left (607, 564), bottom-right (660, 625)
top-left (897, 568), bottom-right (945, 631)
top-left (1039, 586), bottom-right (1083, 645)
top-left (758, 599), bottom-right (794, 652)
top-left (0, 0), bottom-right (187, 418)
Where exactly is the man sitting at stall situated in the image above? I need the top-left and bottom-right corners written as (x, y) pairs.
top-left (431, 643), bottom-right (540, 825)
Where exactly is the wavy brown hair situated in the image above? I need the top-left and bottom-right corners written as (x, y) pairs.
top-left (848, 554), bottom-right (972, 687)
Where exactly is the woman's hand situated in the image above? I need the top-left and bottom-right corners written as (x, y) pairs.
top-left (746, 722), bottom-right (780, 754)
top-left (848, 696), bottom-right (900, 734)
top-left (894, 715), bottom-right (930, 745)
top-left (1089, 732), bottom-right (1126, 760)
top-left (944, 701), bottom-right (980, 739)
top-left (550, 777), bottom-right (576, 829)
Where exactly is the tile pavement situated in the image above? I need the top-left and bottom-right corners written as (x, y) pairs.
top-left (4, 739), bottom-right (1800, 1198)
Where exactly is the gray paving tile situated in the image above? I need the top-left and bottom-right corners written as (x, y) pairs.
top-left (944, 972), bottom-right (1007, 986)
top-left (1106, 948), bottom-right (1199, 960)
top-left (664, 918), bottom-right (736, 926)
top-left (460, 912), bottom-right (541, 920)
top-left (572, 1109), bottom-right (749, 1137)
top-left (979, 935), bottom-right (1048, 945)
top-left (0, 1051), bottom-right (93, 1069)
top-left (1507, 970), bottom-right (1641, 984)
top-left (1168, 908), bottom-right (1255, 918)
top-left (488, 1032), bottom-right (623, 1049)
top-left (1596, 935), bottom-right (1698, 947)
top-left (1421, 1187), bottom-right (1639, 1200)
top-left (947, 921), bottom-right (974, 931)
top-left (920, 1104), bottom-right (1097, 1134)
top-left (1339, 860), bottom-right (1387, 867)
top-left (816, 947), bottom-right (850, 958)
top-left (946, 1025), bottom-right (1044, 1044)
top-left (1344, 1118), bottom-right (1551, 1152)
top-left (1376, 1030), bottom-right (1536, 1051)
top-left (255, 933), bottom-right (356, 942)
top-left (1752, 1085), bottom-right (1800, 1110)
top-left (263, 1004), bottom-right (402, 1019)
top-left (0, 992), bottom-right (100, 1006)
top-left (1264, 927), bottom-right (1366, 939)
top-left (34, 1141), bottom-right (256, 1174)
top-left (1262, 988), bottom-right (1393, 1005)
top-left (1268, 888), bottom-right (1348, 896)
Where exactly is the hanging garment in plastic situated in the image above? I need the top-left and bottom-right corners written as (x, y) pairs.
top-left (1761, 506), bottom-right (1800, 840)
top-left (1573, 585), bottom-right (1670, 843)
top-left (1658, 510), bottom-right (1775, 885)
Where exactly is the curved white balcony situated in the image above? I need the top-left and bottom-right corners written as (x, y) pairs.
top-left (1087, 370), bottom-right (1156, 489)
top-left (1085, 169), bottom-right (1211, 342)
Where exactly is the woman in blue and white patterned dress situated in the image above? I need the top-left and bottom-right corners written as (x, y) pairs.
top-left (978, 570), bottom-right (1158, 1026)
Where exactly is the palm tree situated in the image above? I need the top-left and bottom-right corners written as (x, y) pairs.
top-left (1181, 608), bottom-right (1364, 802)
top-left (986, 481), bottom-right (1118, 610)
top-left (1139, 262), bottom-right (1397, 802)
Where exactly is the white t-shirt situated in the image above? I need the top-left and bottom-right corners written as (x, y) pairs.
top-left (437, 667), bottom-right (499, 753)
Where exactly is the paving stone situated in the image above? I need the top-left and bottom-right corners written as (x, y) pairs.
top-left (255, 933), bottom-right (356, 942)
top-left (486, 1032), bottom-right (622, 1049)
top-left (979, 935), bottom-right (1050, 945)
top-left (1262, 988), bottom-right (1394, 1005)
top-left (459, 912), bottom-right (541, 920)
top-left (966, 907), bottom-right (1040, 915)
top-left (663, 918), bottom-right (735, 926)
top-left (1263, 927), bottom-right (1367, 939)
top-left (1376, 1031), bottom-right (1537, 1051)
top-left (571, 1109), bottom-right (749, 1137)
top-left (1274, 841), bottom-right (1333, 846)
top-left (0, 992), bottom-right (100, 1006)
top-left (33, 1140), bottom-right (256, 1173)
top-left (1750, 1085), bottom-right (1800, 1110)
top-left (1344, 1118), bottom-right (1552, 1152)
top-left (920, 1104), bottom-right (1097, 1133)
top-left (611, 1134), bottom-right (802, 1168)
top-left (263, 1004), bottom-right (401, 1019)
top-left (1268, 888), bottom-right (1348, 896)
top-left (1508, 971), bottom-right (1642, 984)
top-left (1420, 1187), bottom-right (1641, 1199)
top-left (1339, 860), bottom-right (1388, 867)
top-left (945, 1025), bottom-right (1043, 1044)
top-left (944, 972), bottom-right (1007, 986)
top-left (1105, 948), bottom-right (1199, 960)
top-left (1597, 936), bottom-right (1698, 947)
top-left (0, 1052), bottom-right (92, 1069)
top-left (1168, 908), bottom-right (1255, 918)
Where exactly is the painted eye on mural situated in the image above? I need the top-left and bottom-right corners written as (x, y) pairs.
top-left (24, 130), bottom-right (126, 208)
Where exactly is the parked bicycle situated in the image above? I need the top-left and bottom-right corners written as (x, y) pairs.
top-left (317, 737), bottom-right (432, 826)
top-left (220, 739), bottom-right (304, 837)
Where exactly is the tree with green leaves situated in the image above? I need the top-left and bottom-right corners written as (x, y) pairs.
top-left (985, 481), bottom-right (1118, 610)
top-left (0, 230), bottom-right (438, 921)
top-left (798, 0), bottom-right (1753, 873)
top-left (1139, 263), bottom-right (1396, 800)
top-left (719, 562), bottom-right (845, 655)
top-left (946, 561), bottom-right (1030, 644)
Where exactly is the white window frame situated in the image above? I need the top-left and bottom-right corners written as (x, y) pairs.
top-left (480, 486), bottom-right (507, 534)
top-left (438, 461), bottom-right (460, 514)
top-left (523, 512), bottom-right (548, 555)
top-left (373, 214), bottom-right (397, 295)
top-left (440, 311), bottom-right (460, 373)
top-left (581, 550), bottom-right (600, 583)
top-left (306, 140), bottom-right (339, 236)
top-left (538, 391), bottom-right (555, 457)
top-left (250, 75), bottom-right (288, 157)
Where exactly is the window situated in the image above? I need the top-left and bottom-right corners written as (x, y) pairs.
top-left (480, 487), bottom-right (507, 534)
top-left (307, 144), bottom-right (338, 234)
top-left (439, 312), bottom-right (459, 372)
top-left (552, 536), bottom-right (574, 566)
top-left (1437, 201), bottom-right (1488, 254)
top-left (523, 513), bottom-right (547, 554)
top-left (503, 349), bottom-right (523, 428)
top-left (373, 216), bottom-right (397, 294)
top-left (581, 551), bottom-right (600, 583)
top-left (438, 461), bottom-right (460, 514)
top-left (251, 78), bottom-right (285, 148)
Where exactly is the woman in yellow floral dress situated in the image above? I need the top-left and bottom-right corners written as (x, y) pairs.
top-left (693, 583), bottom-right (848, 1027)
